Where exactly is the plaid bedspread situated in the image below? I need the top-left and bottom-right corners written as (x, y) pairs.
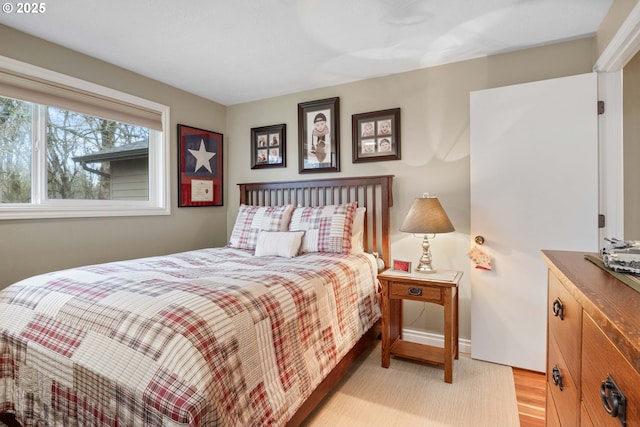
top-left (0, 248), bottom-right (380, 426)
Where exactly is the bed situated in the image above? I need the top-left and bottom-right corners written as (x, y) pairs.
top-left (0, 175), bottom-right (393, 427)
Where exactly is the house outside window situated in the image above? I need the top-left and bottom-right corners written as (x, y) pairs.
top-left (72, 139), bottom-right (150, 201)
top-left (0, 56), bottom-right (170, 220)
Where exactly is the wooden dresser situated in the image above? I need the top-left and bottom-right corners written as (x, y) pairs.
top-left (542, 250), bottom-right (640, 427)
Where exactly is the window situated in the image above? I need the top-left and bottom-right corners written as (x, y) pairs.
top-left (0, 56), bottom-right (170, 219)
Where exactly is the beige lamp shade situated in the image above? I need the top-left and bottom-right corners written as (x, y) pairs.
top-left (400, 196), bottom-right (454, 273)
top-left (400, 197), bottom-right (455, 234)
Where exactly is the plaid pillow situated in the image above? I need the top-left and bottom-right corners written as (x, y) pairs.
top-left (289, 203), bottom-right (357, 254)
top-left (228, 204), bottom-right (293, 250)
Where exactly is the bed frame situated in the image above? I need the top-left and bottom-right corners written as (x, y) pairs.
top-left (0, 176), bottom-right (394, 427)
top-left (238, 174), bottom-right (393, 426)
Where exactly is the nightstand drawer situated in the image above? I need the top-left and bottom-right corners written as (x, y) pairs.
top-left (389, 282), bottom-right (442, 302)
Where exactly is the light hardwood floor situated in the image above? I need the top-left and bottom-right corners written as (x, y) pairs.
top-left (513, 367), bottom-right (546, 427)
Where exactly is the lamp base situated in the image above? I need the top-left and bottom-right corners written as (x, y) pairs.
top-left (415, 261), bottom-right (437, 274)
top-left (414, 234), bottom-right (437, 273)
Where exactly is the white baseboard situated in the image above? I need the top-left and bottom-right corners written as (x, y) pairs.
top-left (401, 327), bottom-right (472, 354)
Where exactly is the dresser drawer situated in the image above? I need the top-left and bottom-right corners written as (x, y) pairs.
top-left (548, 271), bottom-right (582, 381)
top-left (547, 331), bottom-right (580, 427)
top-left (546, 388), bottom-right (562, 427)
top-left (582, 314), bottom-right (640, 427)
top-left (389, 282), bottom-right (442, 302)
top-left (581, 403), bottom-right (595, 427)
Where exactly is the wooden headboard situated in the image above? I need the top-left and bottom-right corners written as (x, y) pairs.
top-left (238, 175), bottom-right (394, 268)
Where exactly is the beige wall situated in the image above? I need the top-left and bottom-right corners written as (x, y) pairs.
top-left (0, 25), bottom-right (229, 288)
top-left (226, 38), bottom-right (596, 343)
top-left (597, 0), bottom-right (639, 57)
top-left (624, 50), bottom-right (640, 239)
top-left (0, 18), bottom-right (620, 344)
top-left (598, 0), bottom-right (640, 240)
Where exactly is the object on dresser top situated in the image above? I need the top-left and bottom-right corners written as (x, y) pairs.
top-left (601, 237), bottom-right (640, 275)
top-left (584, 253), bottom-right (640, 294)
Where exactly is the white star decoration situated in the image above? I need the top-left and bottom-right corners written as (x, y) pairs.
top-left (188, 139), bottom-right (216, 173)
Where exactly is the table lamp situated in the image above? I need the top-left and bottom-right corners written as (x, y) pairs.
top-left (399, 194), bottom-right (455, 273)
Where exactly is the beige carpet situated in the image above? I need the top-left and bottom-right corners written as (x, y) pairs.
top-left (302, 342), bottom-right (521, 427)
top-left (0, 343), bottom-right (520, 427)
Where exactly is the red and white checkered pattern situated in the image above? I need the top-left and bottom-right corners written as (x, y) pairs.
top-left (228, 205), bottom-right (293, 250)
top-left (289, 203), bottom-right (357, 254)
top-left (0, 247), bottom-right (379, 426)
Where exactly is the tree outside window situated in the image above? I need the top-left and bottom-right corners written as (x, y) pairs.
top-left (0, 96), bottom-right (149, 203)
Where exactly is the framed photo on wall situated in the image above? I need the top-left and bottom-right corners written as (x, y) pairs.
top-left (352, 108), bottom-right (401, 162)
top-left (298, 97), bottom-right (340, 173)
top-left (178, 124), bottom-right (223, 207)
top-left (251, 124), bottom-right (286, 169)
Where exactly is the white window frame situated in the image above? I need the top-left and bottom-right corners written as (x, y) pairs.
top-left (0, 56), bottom-right (171, 220)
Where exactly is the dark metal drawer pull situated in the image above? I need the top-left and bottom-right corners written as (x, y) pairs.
top-left (552, 365), bottom-right (563, 391)
top-left (600, 374), bottom-right (627, 427)
top-left (552, 298), bottom-right (564, 320)
top-left (408, 287), bottom-right (422, 296)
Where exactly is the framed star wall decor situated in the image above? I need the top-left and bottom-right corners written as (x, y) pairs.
top-left (178, 124), bottom-right (223, 207)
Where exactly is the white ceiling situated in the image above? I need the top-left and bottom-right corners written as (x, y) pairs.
top-left (1, 0), bottom-right (613, 106)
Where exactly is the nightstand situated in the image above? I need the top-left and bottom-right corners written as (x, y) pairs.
top-left (378, 268), bottom-right (462, 383)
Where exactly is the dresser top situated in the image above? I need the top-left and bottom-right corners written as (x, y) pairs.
top-left (542, 250), bottom-right (640, 372)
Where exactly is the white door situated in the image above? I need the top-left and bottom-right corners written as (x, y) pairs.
top-left (469, 73), bottom-right (599, 372)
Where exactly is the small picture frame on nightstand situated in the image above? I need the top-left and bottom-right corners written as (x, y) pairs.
top-left (392, 259), bottom-right (412, 272)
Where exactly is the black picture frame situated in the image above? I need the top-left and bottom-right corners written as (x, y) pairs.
top-left (352, 108), bottom-right (401, 163)
top-left (298, 97), bottom-right (340, 173)
top-left (251, 124), bottom-right (286, 169)
top-left (178, 124), bottom-right (223, 207)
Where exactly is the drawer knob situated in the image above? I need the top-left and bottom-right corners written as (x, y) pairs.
top-left (552, 298), bottom-right (564, 320)
top-left (600, 375), bottom-right (627, 426)
top-left (552, 365), bottom-right (563, 391)
top-left (408, 287), bottom-right (423, 296)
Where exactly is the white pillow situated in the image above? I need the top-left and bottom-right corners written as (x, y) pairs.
top-left (254, 231), bottom-right (305, 258)
top-left (351, 207), bottom-right (366, 254)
